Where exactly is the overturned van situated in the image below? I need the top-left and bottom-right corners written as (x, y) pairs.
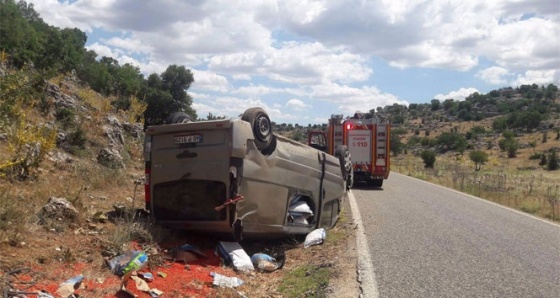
top-left (143, 107), bottom-right (351, 239)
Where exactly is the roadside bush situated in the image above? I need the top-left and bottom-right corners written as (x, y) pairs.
top-left (420, 150), bottom-right (436, 168)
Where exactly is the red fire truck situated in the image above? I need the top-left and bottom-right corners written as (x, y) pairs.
top-left (308, 112), bottom-right (390, 188)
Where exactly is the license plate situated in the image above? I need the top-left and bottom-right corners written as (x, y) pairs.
top-left (174, 134), bottom-right (202, 144)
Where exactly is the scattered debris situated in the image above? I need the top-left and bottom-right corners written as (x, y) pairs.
top-left (157, 272), bottom-right (167, 278)
top-left (210, 272), bottom-right (244, 288)
top-left (149, 288), bottom-right (164, 297)
top-left (168, 243), bottom-right (208, 263)
top-left (38, 291), bottom-right (55, 298)
top-left (216, 242), bottom-right (254, 272)
top-left (130, 275), bottom-right (150, 292)
top-left (139, 272), bottom-right (153, 282)
top-left (106, 251), bottom-right (148, 276)
top-left (116, 288), bottom-right (137, 298)
top-left (251, 253), bottom-right (283, 272)
top-left (288, 197), bottom-right (314, 225)
top-left (55, 274), bottom-right (84, 297)
top-left (304, 228), bottom-right (326, 248)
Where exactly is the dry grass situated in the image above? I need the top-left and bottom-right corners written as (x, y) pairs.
top-left (392, 146), bottom-right (560, 221)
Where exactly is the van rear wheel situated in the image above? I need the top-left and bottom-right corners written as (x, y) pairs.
top-left (242, 107), bottom-right (273, 152)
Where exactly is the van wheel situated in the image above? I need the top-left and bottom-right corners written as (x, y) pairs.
top-left (242, 107), bottom-right (272, 152)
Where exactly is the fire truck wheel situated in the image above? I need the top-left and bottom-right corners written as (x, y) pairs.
top-left (335, 145), bottom-right (353, 189)
top-left (242, 107), bottom-right (273, 152)
top-left (346, 167), bottom-right (354, 190)
top-left (371, 179), bottom-right (383, 188)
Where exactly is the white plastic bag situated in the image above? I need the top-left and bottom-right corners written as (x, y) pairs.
top-left (216, 241), bottom-right (254, 271)
top-left (211, 272), bottom-right (244, 288)
top-left (304, 228), bottom-right (326, 248)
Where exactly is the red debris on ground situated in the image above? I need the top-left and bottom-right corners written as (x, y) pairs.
top-left (6, 249), bottom-right (241, 298)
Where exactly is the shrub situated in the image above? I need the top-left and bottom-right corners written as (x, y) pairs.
top-left (1, 117), bottom-right (58, 180)
top-left (529, 152), bottom-right (542, 160)
top-left (66, 127), bottom-right (87, 154)
top-left (498, 131), bottom-right (519, 158)
top-left (469, 150), bottom-right (488, 171)
top-left (420, 150), bottom-right (436, 168)
top-left (539, 154), bottom-right (547, 166)
top-left (55, 108), bottom-right (75, 129)
top-left (548, 151), bottom-right (559, 171)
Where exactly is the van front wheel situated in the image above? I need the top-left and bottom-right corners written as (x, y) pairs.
top-left (242, 107), bottom-right (273, 152)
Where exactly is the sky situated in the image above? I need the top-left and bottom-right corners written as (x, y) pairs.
top-left (28, 0), bottom-right (560, 124)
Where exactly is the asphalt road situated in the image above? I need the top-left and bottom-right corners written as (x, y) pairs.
top-left (352, 172), bottom-right (560, 298)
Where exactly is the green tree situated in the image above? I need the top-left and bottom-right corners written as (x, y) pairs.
top-left (420, 150), bottom-right (436, 168)
top-left (0, 0), bottom-right (42, 67)
top-left (436, 132), bottom-right (467, 154)
top-left (498, 131), bottom-right (519, 158)
top-left (390, 128), bottom-right (405, 156)
top-left (142, 65), bottom-right (197, 126)
top-left (204, 112), bottom-right (226, 121)
top-left (469, 150), bottom-right (488, 171)
top-left (548, 151), bottom-right (559, 171)
top-left (492, 117), bottom-right (507, 132)
top-left (539, 154), bottom-right (547, 166)
top-left (431, 99), bottom-right (440, 111)
top-left (520, 110), bottom-right (543, 132)
top-left (442, 99), bottom-right (455, 111)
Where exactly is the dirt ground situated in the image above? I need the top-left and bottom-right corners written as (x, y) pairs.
top-left (1, 187), bottom-right (361, 298)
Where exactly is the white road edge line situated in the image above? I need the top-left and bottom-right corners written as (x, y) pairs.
top-left (348, 190), bottom-right (380, 298)
top-left (392, 172), bottom-right (560, 228)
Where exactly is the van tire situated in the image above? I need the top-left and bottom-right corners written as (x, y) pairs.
top-left (165, 112), bottom-right (192, 124)
top-left (242, 107), bottom-right (273, 152)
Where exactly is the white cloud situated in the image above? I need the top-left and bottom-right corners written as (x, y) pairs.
top-left (512, 70), bottom-right (559, 86)
top-left (193, 96), bottom-right (297, 122)
top-left (26, 0), bottom-right (560, 123)
top-left (233, 85), bottom-right (278, 97)
top-left (484, 17), bottom-right (560, 72)
top-left (208, 42), bottom-right (372, 85)
top-left (476, 67), bottom-right (510, 85)
top-left (434, 87), bottom-right (479, 101)
top-left (103, 36), bottom-right (152, 56)
top-left (311, 83), bottom-right (408, 115)
top-left (191, 70), bottom-right (229, 93)
top-left (285, 99), bottom-right (311, 110)
top-left (86, 42), bottom-right (115, 59)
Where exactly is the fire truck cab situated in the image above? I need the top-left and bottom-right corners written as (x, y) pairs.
top-left (308, 112), bottom-right (390, 188)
